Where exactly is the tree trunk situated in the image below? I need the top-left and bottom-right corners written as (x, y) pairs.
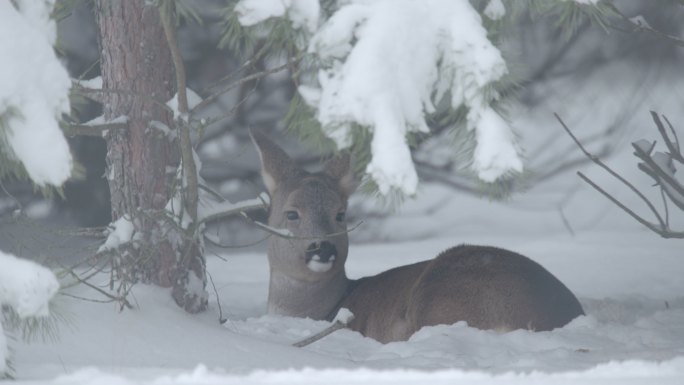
top-left (95, 0), bottom-right (207, 313)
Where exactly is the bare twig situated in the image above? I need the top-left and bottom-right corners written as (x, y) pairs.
top-left (190, 55), bottom-right (301, 114)
top-left (207, 271), bottom-right (227, 324)
top-left (293, 320), bottom-right (348, 348)
top-left (661, 187), bottom-right (670, 227)
top-left (240, 211), bottom-right (364, 241)
top-left (204, 233), bottom-right (271, 249)
top-left (575, 171), bottom-right (677, 237)
top-left (62, 265), bottom-right (134, 309)
top-left (605, 3), bottom-right (684, 48)
top-left (199, 200), bottom-right (267, 226)
top-left (0, 179), bottom-right (23, 214)
top-left (555, 113), bottom-right (668, 230)
top-left (206, 43), bottom-right (270, 92)
top-left (63, 122), bottom-right (127, 137)
top-left (72, 83), bottom-right (173, 112)
top-left (651, 111), bottom-right (684, 163)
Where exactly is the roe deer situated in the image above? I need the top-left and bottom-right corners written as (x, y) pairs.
top-left (251, 130), bottom-right (584, 343)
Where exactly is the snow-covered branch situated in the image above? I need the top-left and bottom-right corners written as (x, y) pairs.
top-left (0, 251), bottom-right (59, 374)
top-left (0, 0), bottom-right (73, 187)
top-left (235, 0), bottom-right (523, 196)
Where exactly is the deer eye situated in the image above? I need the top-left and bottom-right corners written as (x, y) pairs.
top-left (336, 212), bottom-right (346, 222)
top-left (286, 211), bottom-right (299, 221)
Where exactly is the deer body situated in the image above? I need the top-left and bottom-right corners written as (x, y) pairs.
top-left (251, 130), bottom-right (584, 343)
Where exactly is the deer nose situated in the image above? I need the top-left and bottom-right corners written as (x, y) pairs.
top-left (305, 241), bottom-right (337, 273)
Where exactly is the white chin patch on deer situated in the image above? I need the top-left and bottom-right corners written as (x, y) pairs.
top-left (307, 254), bottom-right (335, 273)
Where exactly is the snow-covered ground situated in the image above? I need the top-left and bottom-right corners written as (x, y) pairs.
top-left (3, 2), bottom-right (684, 382)
top-left (6, 202), bottom-right (684, 384)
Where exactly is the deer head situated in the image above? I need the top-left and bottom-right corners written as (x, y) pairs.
top-left (251, 129), bottom-right (356, 318)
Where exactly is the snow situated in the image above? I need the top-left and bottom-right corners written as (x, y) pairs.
top-left (472, 107), bottom-right (523, 181)
top-left (332, 308), bottom-right (354, 324)
top-left (567, 0), bottom-right (600, 5)
top-left (0, 250), bottom-right (59, 374)
top-left (239, 0), bottom-right (522, 195)
top-left (166, 88), bottom-right (203, 119)
top-left (11, 359), bottom-right (684, 384)
top-left (73, 76), bottom-right (103, 89)
top-left (82, 115), bottom-right (128, 127)
top-left (484, 0), bottom-right (506, 20)
top-left (0, 251), bottom-right (58, 319)
top-left (0, 0), bottom-right (72, 186)
top-left (6, 221), bottom-right (683, 383)
top-left (97, 215), bottom-right (135, 253)
top-left (235, 0), bottom-right (320, 34)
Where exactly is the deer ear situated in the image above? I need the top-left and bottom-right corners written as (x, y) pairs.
top-left (250, 129), bottom-right (298, 195)
top-left (324, 151), bottom-right (357, 198)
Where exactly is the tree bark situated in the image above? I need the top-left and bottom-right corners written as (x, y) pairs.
top-left (96, 0), bottom-right (207, 313)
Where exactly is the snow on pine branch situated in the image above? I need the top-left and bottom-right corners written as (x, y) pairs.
top-left (236, 0), bottom-right (523, 195)
top-left (235, 0), bottom-right (320, 35)
top-left (0, 250), bottom-right (59, 373)
top-left (0, 251), bottom-right (58, 319)
top-left (0, 0), bottom-right (72, 186)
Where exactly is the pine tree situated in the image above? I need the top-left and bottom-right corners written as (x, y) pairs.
top-left (88, 0), bottom-right (207, 313)
top-left (221, 0), bottom-right (620, 200)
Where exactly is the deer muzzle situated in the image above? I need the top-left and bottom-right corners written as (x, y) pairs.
top-left (305, 241), bottom-right (337, 273)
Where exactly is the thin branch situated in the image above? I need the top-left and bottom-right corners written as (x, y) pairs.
top-left (160, 2), bottom-right (198, 227)
top-left (190, 55), bottom-right (300, 114)
top-left (63, 122), bottom-right (127, 137)
top-left (651, 111), bottom-right (684, 163)
top-left (199, 200), bottom-right (267, 226)
top-left (72, 84), bottom-right (173, 112)
top-left (663, 116), bottom-right (681, 155)
top-left (206, 42), bottom-right (270, 92)
top-left (555, 113), bottom-right (668, 230)
top-left (0, 179), bottom-right (23, 214)
top-left (160, 3), bottom-right (188, 115)
top-left (62, 266), bottom-right (134, 309)
top-left (661, 187), bottom-right (670, 227)
top-left (577, 172), bottom-right (683, 238)
top-left (207, 271), bottom-right (227, 324)
top-left (293, 320), bottom-right (348, 348)
top-left (633, 145), bottom-right (684, 198)
top-left (605, 3), bottom-right (684, 48)
top-left (240, 211), bottom-right (365, 241)
top-left (204, 233), bottom-right (271, 249)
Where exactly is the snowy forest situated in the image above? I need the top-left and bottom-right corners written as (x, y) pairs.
top-left (1, 0), bottom-right (683, 384)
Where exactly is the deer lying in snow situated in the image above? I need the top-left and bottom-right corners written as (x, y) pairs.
top-left (251, 130), bottom-right (584, 343)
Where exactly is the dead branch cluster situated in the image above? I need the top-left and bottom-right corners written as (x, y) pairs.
top-left (557, 111), bottom-right (684, 239)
